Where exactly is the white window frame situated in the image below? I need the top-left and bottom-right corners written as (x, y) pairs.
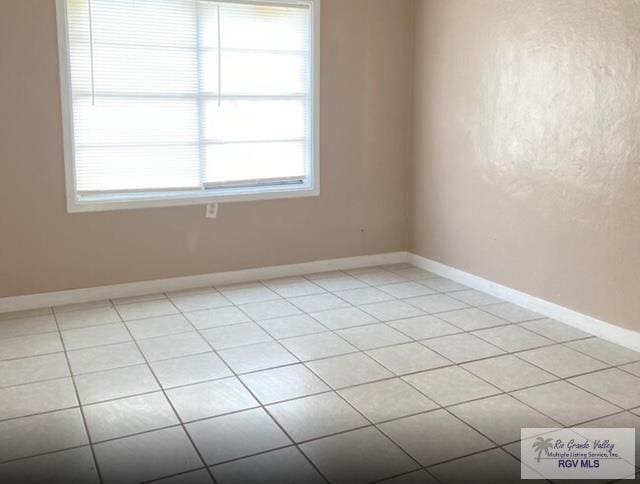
top-left (55, 0), bottom-right (320, 213)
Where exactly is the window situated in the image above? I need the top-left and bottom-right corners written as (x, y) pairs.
top-left (56, 0), bottom-right (319, 212)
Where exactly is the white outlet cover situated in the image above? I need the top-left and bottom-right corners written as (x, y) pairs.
top-left (205, 203), bottom-right (218, 219)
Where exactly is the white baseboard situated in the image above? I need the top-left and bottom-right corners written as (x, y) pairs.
top-left (3, 250), bottom-right (638, 354)
top-left (409, 253), bottom-right (640, 353)
top-left (0, 252), bottom-right (408, 314)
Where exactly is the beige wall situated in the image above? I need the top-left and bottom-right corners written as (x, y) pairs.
top-left (3, 0), bottom-right (638, 334)
top-left (0, 0), bottom-right (414, 297)
top-left (411, 0), bottom-right (640, 331)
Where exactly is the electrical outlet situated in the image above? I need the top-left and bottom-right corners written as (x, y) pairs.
top-left (205, 203), bottom-right (219, 219)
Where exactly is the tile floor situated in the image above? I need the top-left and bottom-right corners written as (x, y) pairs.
top-left (0, 263), bottom-right (639, 483)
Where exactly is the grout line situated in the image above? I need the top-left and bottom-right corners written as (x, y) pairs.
top-left (50, 310), bottom-right (105, 484)
top-left (166, 294), bottom-right (331, 484)
top-left (110, 303), bottom-right (219, 484)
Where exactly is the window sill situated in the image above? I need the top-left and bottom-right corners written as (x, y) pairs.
top-left (67, 183), bottom-right (319, 213)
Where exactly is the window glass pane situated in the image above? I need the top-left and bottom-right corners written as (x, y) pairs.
top-left (202, 51), bottom-right (306, 96)
top-left (76, 146), bottom-right (200, 193)
top-left (204, 99), bottom-right (305, 143)
top-left (205, 142), bottom-right (306, 185)
top-left (74, 98), bottom-right (198, 147)
top-left (201, 2), bottom-right (308, 51)
top-left (67, 0), bottom-right (196, 48)
top-left (70, 45), bottom-right (197, 95)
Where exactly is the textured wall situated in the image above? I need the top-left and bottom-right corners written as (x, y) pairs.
top-left (411, 0), bottom-right (640, 331)
top-left (0, 0), bottom-right (414, 296)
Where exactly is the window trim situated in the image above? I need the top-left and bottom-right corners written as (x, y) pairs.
top-left (55, 0), bottom-right (321, 213)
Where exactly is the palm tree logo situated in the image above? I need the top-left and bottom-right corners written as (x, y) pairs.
top-left (532, 437), bottom-right (554, 463)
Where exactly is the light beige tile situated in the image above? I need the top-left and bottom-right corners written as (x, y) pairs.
top-left (517, 344), bottom-right (608, 378)
top-left (138, 332), bottom-right (211, 362)
top-left (75, 364), bottom-right (159, 405)
top-left (288, 293), bottom-right (349, 313)
top-left (333, 287), bottom-right (394, 306)
top-left (0, 408), bottom-right (88, 462)
top-left (352, 270), bottom-right (407, 286)
top-left (422, 333), bottom-right (504, 363)
top-left (462, 354), bottom-right (556, 392)
top-left (84, 392), bottom-right (179, 442)
top-left (437, 308), bottom-right (507, 331)
top-left (448, 289), bottom-right (503, 307)
top-left (125, 314), bottom-right (192, 340)
top-left (56, 306), bottom-right (121, 330)
top-left (258, 314), bottom-right (327, 339)
top-left (566, 338), bottom-right (640, 366)
top-left (211, 446), bottom-right (324, 484)
top-left (308, 273), bottom-right (368, 291)
top-left (387, 315), bottom-right (461, 340)
top-left (429, 448), bottom-right (522, 484)
top-left (621, 361), bottom-right (640, 377)
top-left (167, 288), bottom-right (231, 312)
top-left (378, 282), bottom-right (436, 299)
top-left (0, 353), bottom-right (69, 388)
top-left (404, 366), bottom-right (500, 406)
top-left (300, 427), bottom-right (418, 484)
top-left (268, 392), bottom-right (368, 442)
top-left (187, 408), bottom-right (290, 465)
top-left (0, 332), bottom-right (63, 361)
top-left (379, 410), bottom-right (493, 466)
top-left (360, 300), bottom-right (425, 322)
top-left (512, 381), bottom-right (619, 426)
top-left (94, 427), bottom-right (202, 484)
top-left (520, 318), bottom-right (591, 343)
top-left (240, 364), bottom-right (329, 405)
top-left (218, 341), bottom-right (297, 374)
top-left (385, 267), bottom-right (439, 281)
top-left (217, 283), bottom-right (280, 305)
top-left (306, 352), bottom-right (392, 389)
top-left (339, 378), bottom-right (437, 423)
top-left (405, 294), bottom-right (469, 314)
top-left (67, 342), bottom-right (144, 375)
top-left (280, 332), bottom-right (356, 361)
top-left (184, 306), bottom-right (250, 330)
top-left (473, 325), bottom-right (553, 352)
top-left (337, 323), bottom-right (410, 350)
top-left (239, 300), bottom-right (302, 321)
top-left (151, 352), bottom-right (231, 388)
top-left (569, 368), bottom-right (640, 409)
top-left (483, 302), bottom-right (542, 323)
top-left (151, 469), bottom-right (213, 484)
top-left (309, 307), bottom-right (377, 331)
top-left (115, 299), bottom-right (179, 321)
top-left (0, 377), bottom-right (77, 420)
top-left (167, 377), bottom-right (258, 422)
top-left (419, 277), bottom-right (468, 293)
top-left (0, 314), bottom-right (57, 339)
top-left (367, 342), bottom-right (451, 375)
top-left (450, 394), bottom-right (558, 444)
top-left (262, 277), bottom-right (325, 298)
top-left (0, 446), bottom-right (99, 484)
top-left (201, 322), bottom-right (272, 350)
top-left (379, 470), bottom-right (438, 484)
top-left (61, 323), bottom-right (131, 350)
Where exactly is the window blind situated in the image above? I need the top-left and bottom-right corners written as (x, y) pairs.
top-left (63, 0), bottom-right (312, 196)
